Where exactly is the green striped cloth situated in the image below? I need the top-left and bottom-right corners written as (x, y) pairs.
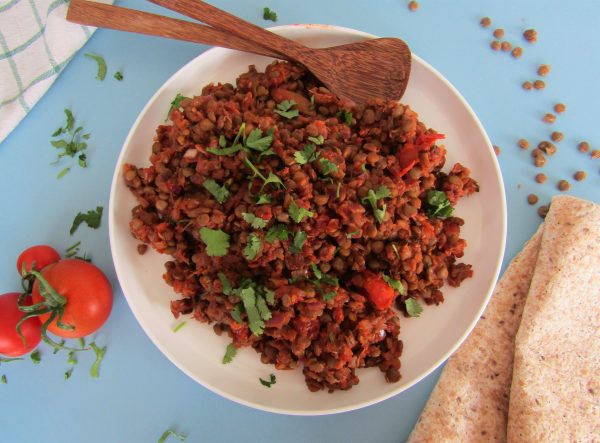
top-left (0, 0), bottom-right (109, 143)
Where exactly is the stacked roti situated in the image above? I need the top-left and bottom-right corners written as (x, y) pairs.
top-left (408, 195), bottom-right (600, 442)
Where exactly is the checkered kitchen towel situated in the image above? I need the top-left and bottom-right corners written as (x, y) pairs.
top-left (0, 0), bottom-right (109, 143)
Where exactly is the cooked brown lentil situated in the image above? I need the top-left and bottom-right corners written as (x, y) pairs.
top-left (518, 138), bottom-right (529, 150)
top-left (557, 180), bottom-right (571, 191)
top-left (592, 149), bottom-right (600, 159)
top-left (533, 80), bottom-right (546, 90)
top-left (538, 141), bottom-right (557, 156)
top-left (578, 141), bottom-right (590, 153)
top-left (554, 103), bottom-right (566, 113)
top-left (491, 41), bottom-right (501, 51)
top-left (408, 1), bottom-right (418, 11)
top-left (543, 113), bottom-right (556, 124)
top-left (493, 145), bottom-right (501, 156)
top-left (535, 173), bottom-right (547, 184)
top-left (137, 244), bottom-right (148, 255)
top-left (493, 28), bottom-right (505, 39)
top-left (522, 81), bottom-right (533, 90)
top-left (501, 41), bottom-right (512, 52)
top-left (537, 64), bottom-right (551, 76)
top-left (480, 17), bottom-right (492, 28)
top-left (573, 171), bottom-right (587, 181)
top-left (511, 47), bottom-right (523, 58)
top-left (524, 29), bottom-right (538, 43)
top-left (538, 204), bottom-right (549, 218)
top-left (550, 131), bottom-right (564, 142)
top-left (527, 194), bottom-right (538, 205)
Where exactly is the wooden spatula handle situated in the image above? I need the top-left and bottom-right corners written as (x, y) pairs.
top-left (66, 0), bottom-right (281, 58)
top-left (148, 0), bottom-right (307, 60)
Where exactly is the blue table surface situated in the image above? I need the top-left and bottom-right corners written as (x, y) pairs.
top-left (1, 1), bottom-right (598, 442)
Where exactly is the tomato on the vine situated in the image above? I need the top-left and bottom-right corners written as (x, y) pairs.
top-left (17, 245), bottom-right (60, 274)
top-left (31, 259), bottom-right (113, 338)
top-left (0, 292), bottom-right (41, 357)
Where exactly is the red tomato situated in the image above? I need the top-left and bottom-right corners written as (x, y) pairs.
top-left (31, 259), bottom-right (113, 338)
top-left (0, 292), bottom-right (42, 357)
top-left (17, 245), bottom-right (60, 275)
top-left (362, 273), bottom-right (396, 310)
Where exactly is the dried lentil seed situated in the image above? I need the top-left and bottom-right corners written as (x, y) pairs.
top-left (533, 80), bottom-right (546, 90)
top-left (554, 103), bottom-right (566, 113)
top-left (537, 64), bottom-right (551, 76)
top-left (557, 179), bottom-right (570, 191)
top-left (550, 131), bottom-right (564, 142)
top-left (538, 205), bottom-right (549, 218)
top-left (535, 173), bottom-right (547, 183)
top-left (531, 148), bottom-right (543, 157)
top-left (493, 28), bottom-right (505, 39)
top-left (538, 141), bottom-right (557, 156)
top-left (578, 142), bottom-right (590, 153)
top-left (518, 138), bottom-right (529, 149)
top-left (524, 29), bottom-right (538, 43)
top-left (511, 47), bottom-right (523, 58)
top-left (543, 113), bottom-right (556, 124)
top-left (493, 145), bottom-right (501, 156)
top-left (534, 154), bottom-right (546, 167)
top-left (522, 81), bottom-right (533, 90)
top-left (408, 1), bottom-right (418, 11)
top-left (527, 194), bottom-right (538, 205)
top-left (480, 17), bottom-right (491, 28)
top-left (491, 40), bottom-right (501, 51)
top-left (501, 41), bottom-right (512, 52)
top-left (591, 150), bottom-right (600, 159)
top-left (573, 171), bottom-right (587, 181)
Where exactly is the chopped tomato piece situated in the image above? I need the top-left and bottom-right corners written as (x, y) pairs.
top-left (362, 272), bottom-right (396, 310)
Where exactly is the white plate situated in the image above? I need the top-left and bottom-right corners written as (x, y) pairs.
top-left (109, 24), bottom-right (506, 415)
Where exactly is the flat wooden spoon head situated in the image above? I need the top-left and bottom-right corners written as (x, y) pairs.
top-left (306, 37), bottom-right (412, 104)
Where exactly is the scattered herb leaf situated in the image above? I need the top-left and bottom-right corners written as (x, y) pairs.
top-left (202, 179), bottom-right (229, 204)
top-left (361, 186), bottom-right (391, 224)
top-left (274, 100), bottom-right (299, 119)
top-left (67, 351), bottom-right (77, 365)
top-left (172, 321), bottom-right (187, 333)
top-left (262, 7), bottom-right (277, 21)
top-left (336, 109), bottom-right (352, 125)
top-left (30, 350), bottom-right (41, 364)
top-left (405, 298), bottom-right (423, 317)
top-left (199, 228), bottom-right (230, 257)
top-left (243, 234), bottom-right (262, 261)
top-left (113, 71), bottom-right (123, 81)
top-left (222, 343), bottom-right (237, 364)
top-left (308, 134), bottom-right (324, 145)
top-left (56, 167), bottom-right (70, 179)
top-left (262, 172), bottom-right (285, 189)
top-left (1, 374), bottom-right (6, 384)
top-left (167, 93), bottom-right (189, 118)
top-left (318, 158), bottom-right (338, 176)
top-left (290, 230), bottom-right (307, 253)
top-left (50, 109), bottom-right (90, 177)
top-left (265, 224), bottom-right (290, 243)
top-left (70, 206), bottom-right (103, 235)
top-left (425, 190), bottom-right (454, 218)
top-left (382, 274), bottom-right (407, 296)
top-left (158, 429), bottom-right (187, 443)
top-left (64, 369), bottom-right (73, 380)
top-left (242, 213), bottom-right (268, 229)
top-left (294, 144), bottom-right (320, 165)
top-left (289, 201), bottom-right (314, 223)
top-left (218, 272), bottom-right (232, 295)
top-left (264, 288), bottom-right (275, 305)
top-left (230, 304), bottom-right (244, 323)
top-left (346, 230), bottom-right (359, 239)
top-left (83, 53), bottom-right (107, 81)
top-left (259, 373), bottom-right (277, 387)
top-left (245, 128), bottom-right (273, 152)
top-left (256, 194), bottom-right (272, 205)
top-left (239, 287), bottom-right (265, 335)
top-left (89, 342), bottom-right (106, 378)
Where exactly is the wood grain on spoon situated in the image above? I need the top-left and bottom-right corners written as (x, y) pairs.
top-left (148, 0), bottom-right (411, 103)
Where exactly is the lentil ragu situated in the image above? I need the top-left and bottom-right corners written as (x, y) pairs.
top-left (122, 61), bottom-right (478, 392)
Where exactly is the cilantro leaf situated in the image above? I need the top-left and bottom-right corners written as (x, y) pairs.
top-left (207, 145), bottom-right (243, 156)
top-left (64, 369), bottom-right (72, 381)
top-left (202, 179), bottom-right (229, 204)
top-left (346, 230), bottom-right (359, 239)
top-left (89, 342), bottom-right (106, 378)
top-left (318, 158), bottom-right (338, 176)
top-left (83, 53), bottom-right (107, 81)
top-left (222, 343), bottom-right (237, 364)
top-left (264, 288), bottom-right (275, 305)
top-left (265, 224), bottom-right (290, 243)
top-left (310, 263), bottom-right (339, 301)
top-left (289, 201), bottom-right (314, 223)
top-left (30, 350), bottom-right (41, 364)
top-left (294, 144), bottom-right (320, 165)
top-left (167, 93), bottom-right (189, 117)
top-left (1, 374), bottom-right (6, 384)
top-left (231, 304), bottom-right (243, 323)
top-left (218, 272), bottom-right (233, 295)
top-left (70, 206), bottom-right (103, 235)
top-left (243, 234), bottom-right (262, 261)
top-left (67, 351), bottom-right (77, 365)
top-left (172, 321), bottom-right (186, 332)
top-left (245, 128), bottom-right (273, 152)
top-left (361, 186), bottom-right (391, 224)
top-left (322, 291), bottom-right (336, 302)
top-left (263, 172), bottom-right (285, 190)
top-left (290, 230), bottom-right (307, 253)
top-left (274, 100), bottom-right (299, 119)
top-left (405, 298), bottom-right (423, 317)
top-left (308, 135), bottom-right (324, 145)
top-left (243, 157), bottom-right (267, 181)
top-left (50, 109), bottom-right (90, 176)
top-left (255, 294), bottom-right (272, 321)
top-left (256, 194), bottom-right (272, 205)
top-left (382, 274), bottom-right (407, 296)
top-left (199, 228), bottom-right (230, 257)
top-left (113, 71), bottom-right (123, 81)
top-left (158, 429), bottom-right (187, 443)
top-left (64, 109), bottom-right (75, 131)
top-left (263, 7), bottom-right (277, 21)
top-left (336, 109), bottom-right (352, 125)
top-left (425, 190), bottom-right (454, 218)
top-left (56, 167), bottom-right (70, 179)
top-left (259, 373), bottom-right (277, 387)
top-left (242, 213), bottom-right (268, 229)
top-left (239, 287), bottom-right (265, 335)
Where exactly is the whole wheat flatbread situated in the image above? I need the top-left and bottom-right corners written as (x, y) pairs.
top-left (408, 225), bottom-right (543, 443)
top-left (507, 196), bottom-right (600, 442)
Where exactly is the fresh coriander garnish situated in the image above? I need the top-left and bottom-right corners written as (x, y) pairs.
top-left (361, 163), bottom-right (367, 172)
top-left (30, 350), bottom-right (41, 364)
top-left (70, 206), bottom-right (103, 235)
top-left (425, 190), bottom-right (454, 218)
top-left (264, 288), bottom-right (275, 305)
top-left (336, 109), bottom-right (352, 125)
top-left (64, 369), bottom-right (73, 380)
top-left (274, 100), bottom-right (299, 119)
top-left (208, 123), bottom-right (245, 155)
top-left (405, 298), bottom-right (423, 317)
top-left (239, 286), bottom-right (268, 335)
top-left (308, 134), bottom-right (324, 145)
top-left (256, 194), bottom-right (272, 205)
top-left (199, 227), bottom-right (230, 257)
top-left (1, 374), bottom-right (7, 384)
top-left (243, 234), bottom-right (262, 261)
top-left (382, 274), bottom-right (407, 296)
top-left (67, 351), bottom-right (77, 366)
top-left (113, 71), bottom-right (123, 81)
top-left (318, 158), bottom-right (338, 176)
top-left (346, 230), bottom-right (359, 239)
top-left (265, 224), bottom-right (290, 243)
top-left (242, 213), bottom-right (268, 229)
top-left (289, 200), bottom-right (314, 223)
top-left (294, 144), bottom-right (320, 165)
top-left (50, 108), bottom-right (90, 177)
top-left (262, 6), bottom-right (277, 21)
top-left (166, 93), bottom-right (190, 119)
top-left (259, 373), bottom-right (277, 387)
top-left (290, 231), bottom-right (307, 253)
top-left (222, 343), bottom-right (237, 364)
top-left (83, 53), bottom-right (107, 81)
top-left (361, 186), bottom-right (391, 224)
top-left (218, 272), bottom-right (233, 295)
top-left (245, 127), bottom-right (274, 152)
top-left (262, 172), bottom-right (285, 189)
top-left (230, 304), bottom-right (243, 323)
top-left (202, 179), bottom-right (229, 204)
top-left (172, 321), bottom-right (187, 332)
top-left (89, 342), bottom-right (106, 378)
top-left (158, 429), bottom-right (187, 443)
top-left (310, 263), bottom-right (339, 301)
